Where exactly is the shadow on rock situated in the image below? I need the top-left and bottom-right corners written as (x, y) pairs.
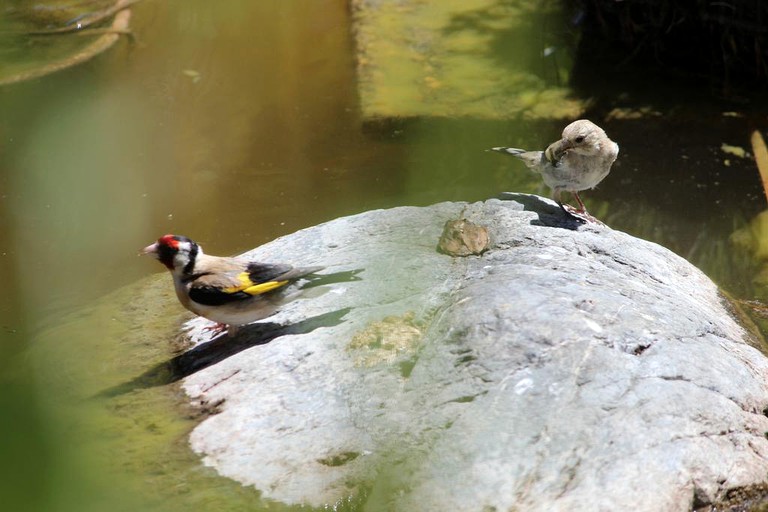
top-left (96, 308), bottom-right (352, 398)
top-left (302, 269), bottom-right (364, 289)
top-left (498, 192), bottom-right (586, 230)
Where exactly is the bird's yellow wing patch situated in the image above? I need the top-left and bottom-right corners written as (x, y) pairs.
top-left (242, 280), bottom-right (289, 295)
top-left (222, 272), bottom-right (289, 296)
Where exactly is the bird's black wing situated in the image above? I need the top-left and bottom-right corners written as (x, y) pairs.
top-left (188, 285), bottom-right (253, 306)
top-left (186, 263), bottom-right (293, 306)
top-left (245, 262), bottom-right (295, 284)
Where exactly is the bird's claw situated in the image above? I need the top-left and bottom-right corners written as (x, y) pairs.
top-left (561, 204), bottom-right (604, 225)
top-left (203, 322), bottom-right (229, 336)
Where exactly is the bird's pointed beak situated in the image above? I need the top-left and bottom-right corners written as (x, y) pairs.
top-left (545, 138), bottom-right (572, 164)
top-left (141, 242), bottom-right (159, 257)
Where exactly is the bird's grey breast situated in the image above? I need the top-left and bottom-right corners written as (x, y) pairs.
top-left (554, 148), bottom-right (615, 190)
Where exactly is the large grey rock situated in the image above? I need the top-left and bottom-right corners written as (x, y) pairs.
top-left (181, 194), bottom-right (768, 511)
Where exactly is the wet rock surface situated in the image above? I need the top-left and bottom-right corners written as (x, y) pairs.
top-left (180, 194), bottom-right (768, 511)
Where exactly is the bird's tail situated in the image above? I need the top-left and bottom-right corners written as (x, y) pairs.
top-left (489, 146), bottom-right (526, 156)
top-left (278, 265), bottom-right (325, 281)
top-left (489, 147), bottom-right (544, 171)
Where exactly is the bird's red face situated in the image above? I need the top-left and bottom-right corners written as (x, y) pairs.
top-left (143, 234), bottom-right (198, 271)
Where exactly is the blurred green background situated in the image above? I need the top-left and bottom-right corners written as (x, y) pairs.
top-left (1, 0), bottom-right (767, 510)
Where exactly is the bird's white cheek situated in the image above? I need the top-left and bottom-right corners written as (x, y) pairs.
top-left (573, 145), bottom-right (599, 156)
top-left (173, 254), bottom-right (189, 270)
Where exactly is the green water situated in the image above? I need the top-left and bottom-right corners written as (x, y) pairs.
top-left (1, 0), bottom-right (767, 510)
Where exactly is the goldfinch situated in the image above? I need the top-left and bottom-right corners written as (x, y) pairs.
top-left (491, 119), bottom-right (619, 216)
top-left (143, 234), bottom-right (324, 336)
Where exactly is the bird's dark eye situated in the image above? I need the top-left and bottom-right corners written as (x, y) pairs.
top-left (575, 136), bottom-right (585, 143)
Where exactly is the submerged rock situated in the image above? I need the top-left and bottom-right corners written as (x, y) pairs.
top-left (181, 194), bottom-right (768, 511)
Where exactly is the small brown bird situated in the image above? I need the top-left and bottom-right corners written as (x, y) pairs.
top-left (143, 234), bottom-right (323, 336)
top-left (491, 119), bottom-right (619, 217)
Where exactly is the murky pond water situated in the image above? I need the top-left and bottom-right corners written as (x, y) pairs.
top-left (1, 0), bottom-right (767, 510)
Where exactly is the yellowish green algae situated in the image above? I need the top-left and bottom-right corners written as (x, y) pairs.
top-left (347, 312), bottom-right (424, 367)
top-left (0, 0), bottom-right (134, 86)
top-left (732, 211), bottom-right (768, 274)
top-left (351, 0), bottom-right (584, 119)
top-left (27, 275), bottom-right (304, 511)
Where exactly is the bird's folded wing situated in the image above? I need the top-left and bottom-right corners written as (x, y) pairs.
top-left (189, 285), bottom-right (254, 306)
top-left (245, 262), bottom-right (295, 283)
top-left (188, 266), bottom-right (292, 306)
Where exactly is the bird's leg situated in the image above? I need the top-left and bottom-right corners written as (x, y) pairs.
top-left (552, 189), bottom-right (568, 213)
top-left (553, 190), bottom-right (579, 217)
top-left (572, 192), bottom-right (588, 214)
top-left (553, 189), bottom-right (594, 223)
top-left (569, 192), bottom-right (604, 224)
